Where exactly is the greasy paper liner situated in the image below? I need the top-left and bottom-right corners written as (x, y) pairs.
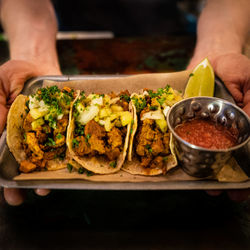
top-left (11, 71), bottom-right (248, 182)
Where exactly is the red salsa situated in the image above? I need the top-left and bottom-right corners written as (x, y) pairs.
top-left (174, 118), bottom-right (238, 149)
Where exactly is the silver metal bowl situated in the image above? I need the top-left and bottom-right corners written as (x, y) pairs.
top-left (167, 97), bottom-right (250, 178)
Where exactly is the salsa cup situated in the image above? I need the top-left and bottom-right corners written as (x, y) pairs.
top-left (167, 97), bottom-right (250, 178)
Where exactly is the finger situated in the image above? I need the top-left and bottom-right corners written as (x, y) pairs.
top-left (242, 89), bottom-right (250, 117)
top-left (0, 103), bottom-right (8, 134)
top-left (206, 190), bottom-right (223, 196)
top-left (34, 188), bottom-right (50, 196)
top-left (227, 189), bottom-right (250, 202)
top-left (4, 188), bottom-right (26, 206)
top-left (223, 81), bottom-right (243, 103)
top-left (243, 102), bottom-right (250, 117)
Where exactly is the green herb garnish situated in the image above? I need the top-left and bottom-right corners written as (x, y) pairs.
top-left (67, 163), bottom-right (73, 173)
top-left (156, 97), bottom-right (166, 106)
top-left (149, 105), bottom-right (158, 110)
top-left (145, 144), bottom-right (153, 153)
top-left (45, 137), bottom-right (56, 147)
top-left (132, 97), bottom-right (147, 112)
top-left (56, 133), bottom-right (63, 139)
top-left (86, 171), bottom-right (94, 176)
top-left (85, 134), bottom-right (91, 146)
top-left (78, 167), bottom-right (85, 174)
top-left (120, 94), bottom-right (131, 102)
top-left (72, 138), bottom-right (80, 148)
top-left (189, 73), bottom-right (194, 77)
top-left (109, 161), bottom-right (117, 168)
top-left (74, 122), bottom-right (85, 136)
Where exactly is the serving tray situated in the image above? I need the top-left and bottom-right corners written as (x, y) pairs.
top-left (0, 74), bottom-right (249, 190)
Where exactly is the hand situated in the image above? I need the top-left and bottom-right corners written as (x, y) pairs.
top-left (0, 59), bottom-right (61, 206)
top-left (188, 52), bottom-right (250, 117)
top-left (188, 53), bottom-right (250, 202)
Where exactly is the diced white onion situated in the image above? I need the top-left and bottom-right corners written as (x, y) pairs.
top-left (91, 96), bottom-right (103, 106)
top-left (141, 110), bottom-right (164, 120)
top-left (163, 106), bottom-right (170, 117)
top-left (28, 96), bottom-right (40, 109)
top-left (77, 105), bottom-right (99, 125)
top-left (57, 113), bottom-right (64, 120)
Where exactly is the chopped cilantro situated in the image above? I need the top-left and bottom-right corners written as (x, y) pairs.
top-left (132, 96), bottom-right (147, 112)
top-left (120, 94), bottom-right (131, 102)
top-left (86, 134), bottom-right (91, 140)
top-left (72, 138), bottom-right (79, 148)
top-left (74, 122), bottom-right (85, 136)
top-left (109, 161), bottom-right (117, 168)
top-left (25, 100), bottom-right (29, 109)
top-left (157, 88), bottom-right (164, 95)
top-left (45, 137), bottom-right (56, 147)
top-left (62, 93), bottom-right (72, 105)
top-left (100, 94), bottom-right (105, 98)
top-left (67, 163), bottom-right (73, 173)
top-left (145, 144), bottom-right (153, 153)
top-left (149, 105), bottom-right (158, 110)
top-left (23, 133), bottom-right (27, 141)
top-left (86, 171), bottom-right (94, 176)
top-left (189, 73), bottom-right (194, 77)
top-left (56, 133), bottom-right (63, 139)
top-left (157, 97), bottom-right (166, 106)
top-left (165, 85), bottom-right (170, 92)
top-left (78, 167), bottom-right (85, 174)
top-left (148, 90), bottom-right (158, 98)
top-left (47, 115), bottom-right (57, 129)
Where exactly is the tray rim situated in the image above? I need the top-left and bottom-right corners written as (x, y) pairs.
top-left (1, 74), bottom-right (249, 190)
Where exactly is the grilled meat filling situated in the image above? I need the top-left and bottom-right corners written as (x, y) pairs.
top-left (135, 116), bottom-right (170, 169)
top-left (73, 120), bottom-right (124, 161)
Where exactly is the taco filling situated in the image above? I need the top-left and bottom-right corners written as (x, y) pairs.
top-left (125, 85), bottom-right (182, 175)
top-left (19, 86), bottom-right (76, 173)
top-left (70, 90), bottom-right (132, 172)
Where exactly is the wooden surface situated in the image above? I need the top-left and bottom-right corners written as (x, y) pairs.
top-left (0, 35), bottom-right (249, 249)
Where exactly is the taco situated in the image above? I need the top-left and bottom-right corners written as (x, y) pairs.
top-left (123, 85), bottom-right (182, 175)
top-left (7, 86), bottom-right (77, 173)
top-left (67, 90), bottom-right (133, 174)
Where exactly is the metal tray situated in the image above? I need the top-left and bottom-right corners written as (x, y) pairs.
top-left (0, 75), bottom-right (249, 190)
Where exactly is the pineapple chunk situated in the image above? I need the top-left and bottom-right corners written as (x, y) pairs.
top-left (110, 113), bottom-right (118, 121)
top-left (111, 104), bottom-right (123, 112)
top-left (31, 118), bottom-right (45, 130)
top-left (120, 111), bottom-right (132, 126)
top-left (104, 117), bottom-right (113, 131)
top-left (156, 119), bottom-right (168, 133)
top-left (99, 108), bottom-right (112, 118)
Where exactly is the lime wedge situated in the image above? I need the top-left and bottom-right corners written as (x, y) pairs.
top-left (184, 58), bottom-right (215, 98)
